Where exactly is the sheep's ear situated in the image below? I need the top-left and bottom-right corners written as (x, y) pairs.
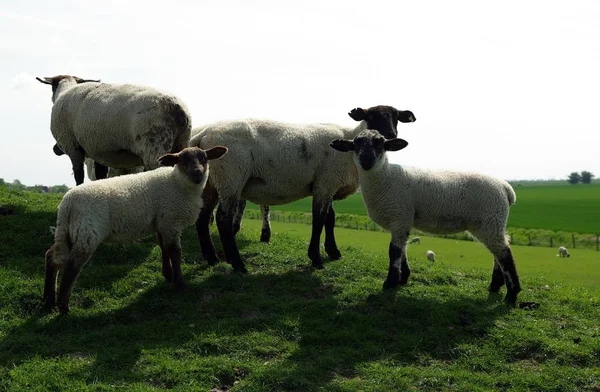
top-left (36, 77), bottom-right (52, 85)
top-left (75, 77), bottom-right (101, 84)
top-left (348, 108), bottom-right (367, 121)
top-left (330, 139), bottom-right (355, 152)
top-left (384, 138), bottom-right (408, 151)
top-left (397, 110), bottom-right (416, 123)
top-left (158, 153), bottom-right (179, 167)
top-left (205, 146), bottom-right (228, 160)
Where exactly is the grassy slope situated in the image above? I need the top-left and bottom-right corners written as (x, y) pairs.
top-left (246, 183), bottom-right (600, 235)
top-left (1, 188), bottom-right (599, 391)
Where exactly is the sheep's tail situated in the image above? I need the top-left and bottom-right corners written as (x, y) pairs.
top-left (170, 103), bottom-right (192, 153)
top-left (53, 143), bottom-right (65, 156)
top-left (48, 199), bottom-right (73, 266)
top-left (503, 181), bottom-right (517, 205)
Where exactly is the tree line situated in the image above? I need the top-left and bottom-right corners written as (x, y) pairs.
top-left (0, 178), bottom-right (69, 194)
top-left (567, 171), bottom-right (595, 185)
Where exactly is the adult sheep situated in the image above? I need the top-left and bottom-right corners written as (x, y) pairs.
top-left (44, 146), bottom-right (228, 314)
top-left (189, 106), bottom-right (416, 272)
top-left (330, 130), bottom-right (521, 304)
top-left (557, 246), bottom-right (570, 258)
top-left (37, 75), bottom-right (191, 185)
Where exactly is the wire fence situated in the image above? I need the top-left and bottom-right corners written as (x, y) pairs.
top-left (243, 209), bottom-right (600, 251)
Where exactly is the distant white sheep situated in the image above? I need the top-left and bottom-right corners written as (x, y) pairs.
top-left (189, 106), bottom-right (416, 272)
top-left (330, 130), bottom-right (522, 304)
top-left (426, 250), bottom-right (436, 261)
top-left (409, 237), bottom-right (421, 244)
top-left (37, 75), bottom-right (191, 185)
top-left (557, 246), bottom-right (570, 258)
top-left (43, 146), bottom-right (227, 314)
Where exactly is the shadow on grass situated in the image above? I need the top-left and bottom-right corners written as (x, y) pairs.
top-left (0, 263), bottom-right (509, 390)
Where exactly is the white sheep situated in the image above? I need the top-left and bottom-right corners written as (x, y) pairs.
top-left (330, 130), bottom-right (521, 304)
top-left (37, 75), bottom-right (191, 185)
top-left (426, 250), bottom-right (436, 261)
top-left (189, 106), bottom-right (416, 272)
top-left (409, 237), bottom-right (421, 244)
top-left (43, 146), bottom-right (228, 314)
top-left (557, 246), bottom-right (570, 258)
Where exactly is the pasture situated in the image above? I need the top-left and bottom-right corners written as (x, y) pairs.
top-left (1, 187), bottom-right (600, 391)
top-left (246, 182), bottom-right (600, 235)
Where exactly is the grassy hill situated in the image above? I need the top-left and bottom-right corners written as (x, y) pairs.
top-left (1, 187), bottom-right (600, 390)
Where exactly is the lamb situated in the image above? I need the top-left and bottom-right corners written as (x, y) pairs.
top-left (43, 146), bottom-right (228, 314)
top-left (557, 246), bottom-right (570, 258)
top-left (426, 250), bottom-right (436, 261)
top-left (37, 75), bottom-right (191, 185)
top-left (330, 130), bottom-right (521, 304)
top-left (189, 106), bottom-right (416, 272)
top-left (409, 237), bottom-right (421, 244)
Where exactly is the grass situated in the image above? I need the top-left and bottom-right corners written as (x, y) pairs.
top-left (245, 182), bottom-right (600, 235)
top-left (1, 187), bottom-right (600, 391)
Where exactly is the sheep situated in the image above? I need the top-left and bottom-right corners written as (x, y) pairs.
top-left (330, 130), bottom-right (521, 304)
top-left (37, 75), bottom-right (191, 185)
top-left (426, 250), bottom-right (436, 261)
top-left (43, 146), bottom-right (228, 314)
top-left (557, 246), bottom-right (570, 258)
top-left (189, 106), bottom-right (416, 272)
top-left (409, 237), bottom-right (421, 244)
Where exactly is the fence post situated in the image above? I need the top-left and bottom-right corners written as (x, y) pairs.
top-left (528, 235), bottom-right (532, 246)
top-left (572, 234), bottom-right (576, 249)
top-left (549, 237), bottom-right (553, 248)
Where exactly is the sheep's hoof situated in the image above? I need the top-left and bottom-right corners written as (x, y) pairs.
top-left (205, 256), bottom-right (221, 266)
top-left (325, 248), bottom-right (342, 260)
top-left (383, 278), bottom-right (399, 290)
top-left (58, 304), bottom-right (70, 315)
top-left (232, 265), bottom-right (248, 274)
top-left (42, 302), bottom-right (55, 314)
top-left (174, 280), bottom-right (188, 291)
top-left (503, 293), bottom-right (518, 306)
top-left (311, 261), bottom-right (324, 270)
top-left (260, 233), bottom-right (271, 243)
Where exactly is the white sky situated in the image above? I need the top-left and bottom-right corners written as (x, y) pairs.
top-left (1, 0), bottom-right (599, 186)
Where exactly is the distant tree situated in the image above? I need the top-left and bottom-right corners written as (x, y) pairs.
top-left (0, 178), bottom-right (5, 187)
top-left (567, 172), bottom-right (581, 185)
top-left (49, 185), bottom-right (70, 194)
top-left (581, 171), bottom-right (595, 184)
top-left (11, 179), bottom-right (26, 191)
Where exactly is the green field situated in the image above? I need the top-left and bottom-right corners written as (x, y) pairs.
top-left (246, 183), bottom-right (600, 235)
top-left (1, 187), bottom-right (600, 390)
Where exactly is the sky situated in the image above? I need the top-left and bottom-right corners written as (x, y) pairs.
top-left (1, 0), bottom-right (599, 186)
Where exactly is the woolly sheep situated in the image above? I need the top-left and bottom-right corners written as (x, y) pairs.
top-left (330, 130), bottom-right (521, 304)
top-left (189, 106), bottom-right (416, 272)
top-left (43, 146), bottom-right (228, 314)
top-left (409, 237), bottom-right (421, 244)
top-left (426, 250), bottom-right (436, 261)
top-left (37, 75), bottom-right (191, 185)
top-left (557, 246), bottom-right (570, 258)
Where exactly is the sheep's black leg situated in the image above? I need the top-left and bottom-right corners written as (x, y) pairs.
top-left (383, 232), bottom-right (409, 289)
top-left (196, 186), bottom-right (221, 266)
top-left (495, 247), bottom-right (521, 305)
top-left (324, 204), bottom-right (341, 260)
top-left (216, 199), bottom-right (247, 273)
top-left (232, 199), bottom-right (246, 236)
top-left (167, 241), bottom-right (187, 290)
top-left (157, 233), bottom-right (172, 283)
top-left (308, 199), bottom-right (330, 268)
top-left (488, 258), bottom-right (505, 293)
top-left (94, 162), bottom-right (109, 180)
top-left (260, 205), bottom-right (271, 243)
top-left (71, 147), bottom-right (86, 185)
top-left (43, 248), bottom-right (59, 309)
top-left (57, 254), bottom-right (88, 314)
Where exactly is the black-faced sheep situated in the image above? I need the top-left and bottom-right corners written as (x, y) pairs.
top-left (189, 106), bottom-right (416, 272)
top-left (43, 146), bottom-right (227, 314)
top-left (330, 130), bottom-right (521, 304)
top-left (558, 246), bottom-right (570, 258)
top-left (37, 75), bottom-right (191, 185)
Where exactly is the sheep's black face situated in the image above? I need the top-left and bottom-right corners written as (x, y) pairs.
top-left (354, 130), bottom-right (387, 171)
top-left (158, 146), bottom-right (228, 184)
top-left (177, 148), bottom-right (209, 184)
top-left (349, 106), bottom-right (416, 139)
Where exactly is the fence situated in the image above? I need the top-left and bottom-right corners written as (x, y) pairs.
top-left (243, 209), bottom-right (600, 251)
